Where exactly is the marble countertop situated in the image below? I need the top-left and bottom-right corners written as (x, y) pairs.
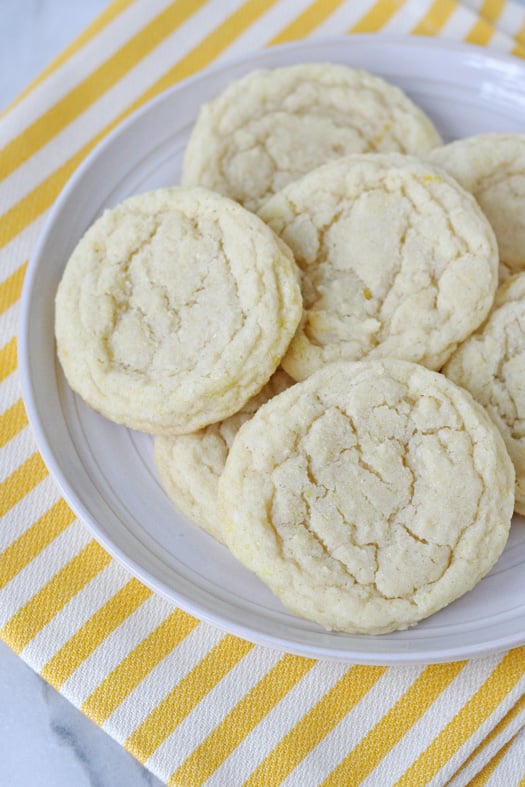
top-left (1, 0), bottom-right (107, 111)
top-left (1, 6), bottom-right (163, 784)
top-left (0, 639), bottom-right (161, 786)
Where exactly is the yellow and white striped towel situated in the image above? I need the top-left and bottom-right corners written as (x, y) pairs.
top-left (2, 1), bottom-right (525, 785)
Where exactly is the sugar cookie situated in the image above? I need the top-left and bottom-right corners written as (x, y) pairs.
top-left (55, 188), bottom-right (302, 434)
top-left (444, 273), bottom-right (525, 514)
top-left (182, 63), bottom-right (442, 211)
top-left (218, 360), bottom-right (514, 634)
top-left (259, 153), bottom-right (498, 380)
top-left (429, 134), bottom-right (525, 279)
top-left (154, 370), bottom-right (293, 542)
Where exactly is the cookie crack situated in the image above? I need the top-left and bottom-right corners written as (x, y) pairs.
top-left (100, 220), bottom-right (162, 370)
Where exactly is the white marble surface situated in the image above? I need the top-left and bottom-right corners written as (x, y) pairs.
top-left (0, 0), bottom-right (107, 110)
top-left (0, 639), bottom-right (161, 786)
top-left (1, 7), bottom-right (162, 786)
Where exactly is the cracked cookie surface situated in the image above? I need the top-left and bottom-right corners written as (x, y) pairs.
top-left (259, 153), bottom-right (498, 380)
top-left (218, 360), bottom-right (514, 634)
top-left (429, 134), bottom-right (525, 279)
top-left (444, 273), bottom-right (525, 514)
top-left (154, 370), bottom-right (293, 542)
top-left (55, 188), bottom-right (302, 434)
top-left (181, 63), bottom-right (442, 212)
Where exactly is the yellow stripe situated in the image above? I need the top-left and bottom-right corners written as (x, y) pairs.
top-left (394, 648), bottom-right (525, 786)
top-left (0, 540), bottom-right (112, 652)
top-left (471, 735), bottom-right (518, 785)
top-left (511, 42), bottom-right (525, 59)
top-left (0, 262), bottom-right (27, 315)
top-left (0, 0), bottom-right (207, 181)
top-left (0, 399), bottom-right (28, 448)
top-left (0, 498), bottom-right (75, 590)
top-left (0, 337), bottom-right (17, 382)
top-left (268, 0), bottom-right (347, 45)
top-left (0, 0), bottom-right (279, 253)
top-left (512, 24), bottom-right (525, 58)
top-left (82, 608), bottom-right (199, 724)
top-left (243, 665), bottom-right (387, 787)
top-left (118, 0), bottom-right (281, 116)
top-left (350, 0), bottom-right (404, 33)
top-left (124, 636), bottom-right (254, 761)
top-left (321, 662), bottom-right (466, 786)
top-left (169, 654), bottom-right (316, 786)
top-left (454, 694), bottom-right (525, 785)
top-left (516, 19), bottom-right (525, 47)
top-left (0, 146), bottom-right (96, 251)
top-left (479, 0), bottom-right (505, 24)
top-left (411, 0), bottom-right (457, 36)
top-left (465, 17), bottom-right (495, 47)
top-left (41, 579), bottom-right (153, 688)
top-left (0, 452), bottom-right (48, 517)
top-left (1, 0), bottom-right (136, 118)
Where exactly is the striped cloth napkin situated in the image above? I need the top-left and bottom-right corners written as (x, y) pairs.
top-left (2, 1), bottom-right (525, 784)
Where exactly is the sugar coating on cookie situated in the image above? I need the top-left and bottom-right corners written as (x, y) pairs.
top-left (154, 370), bottom-right (293, 542)
top-left (182, 63), bottom-right (442, 211)
top-left (429, 134), bottom-right (525, 279)
top-left (55, 188), bottom-right (302, 434)
top-left (259, 153), bottom-right (498, 380)
top-left (444, 273), bottom-right (525, 514)
top-left (218, 361), bottom-right (514, 634)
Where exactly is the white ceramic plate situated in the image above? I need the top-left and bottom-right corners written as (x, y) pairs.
top-left (20, 36), bottom-right (525, 665)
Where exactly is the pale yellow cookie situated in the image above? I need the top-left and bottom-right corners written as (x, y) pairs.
top-left (218, 360), bottom-right (514, 634)
top-left (154, 370), bottom-right (293, 542)
top-left (429, 134), bottom-right (525, 279)
top-left (182, 63), bottom-right (442, 211)
top-left (444, 273), bottom-right (525, 514)
top-left (259, 153), bottom-right (498, 380)
top-left (55, 188), bottom-right (302, 434)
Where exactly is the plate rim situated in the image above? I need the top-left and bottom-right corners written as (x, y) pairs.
top-left (19, 33), bottom-right (525, 665)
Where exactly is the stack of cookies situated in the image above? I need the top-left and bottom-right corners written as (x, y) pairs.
top-left (55, 63), bottom-right (525, 635)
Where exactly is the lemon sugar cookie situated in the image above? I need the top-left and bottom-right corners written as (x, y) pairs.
top-left (55, 188), bottom-right (302, 434)
top-left (444, 273), bottom-right (525, 514)
top-left (218, 360), bottom-right (514, 635)
top-left (154, 370), bottom-right (293, 542)
top-left (429, 134), bottom-right (525, 279)
top-left (182, 63), bottom-right (442, 211)
top-left (259, 153), bottom-right (499, 380)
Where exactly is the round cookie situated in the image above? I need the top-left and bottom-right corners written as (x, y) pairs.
top-left (182, 63), bottom-right (442, 212)
top-left (444, 273), bottom-right (525, 514)
top-left (218, 360), bottom-right (514, 635)
top-left (258, 153), bottom-right (499, 380)
top-left (55, 188), bottom-right (302, 434)
top-left (154, 370), bottom-right (293, 542)
top-left (429, 134), bottom-right (525, 279)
